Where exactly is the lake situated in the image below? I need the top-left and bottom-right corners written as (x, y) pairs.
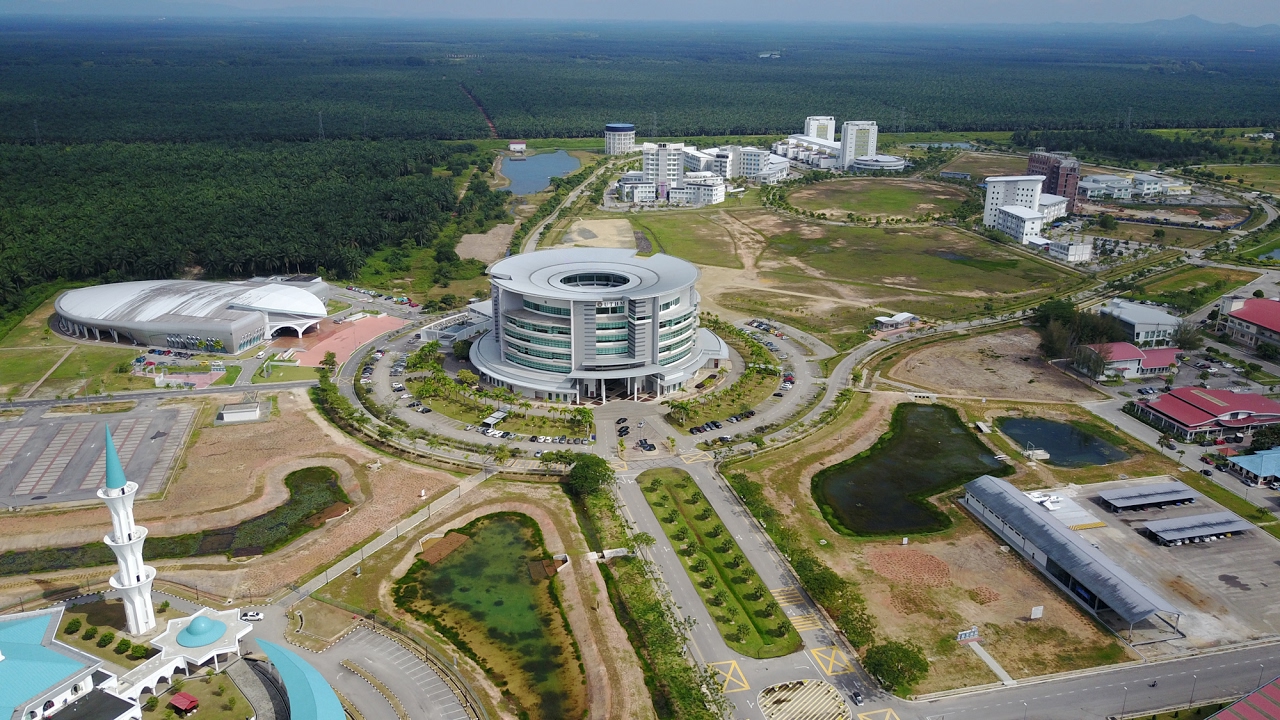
top-left (812, 403), bottom-right (1009, 535)
top-left (997, 417), bottom-right (1129, 468)
top-left (499, 150), bottom-right (581, 195)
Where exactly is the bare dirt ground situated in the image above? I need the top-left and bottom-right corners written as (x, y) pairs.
top-left (456, 223), bottom-right (515, 264)
top-left (557, 219), bottom-right (637, 249)
top-left (1077, 201), bottom-right (1249, 228)
top-left (736, 392), bottom-right (1131, 694)
top-left (888, 327), bottom-right (1103, 402)
top-left (0, 389), bottom-right (458, 604)
top-left (370, 481), bottom-right (655, 720)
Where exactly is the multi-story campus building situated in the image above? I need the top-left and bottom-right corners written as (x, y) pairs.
top-left (1027, 149), bottom-right (1081, 212)
top-left (839, 120), bottom-right (878, 167)
top-left (1048, 240), bottom-right (1092, 264)
top-left (667, 172), bottom-right (726, 206)
top-left (1133, 387), bottom-right (1280, 441)
top-left (993, 205), bottom-right (1045, 242)
top-left (683, 145), bottom-right (789, 184)
top-left (1098, 298), bottom-right (1181, 347)
top-left (1218, 296), bottom-right (1280, 350)
top-left (605, 123), bottom-right (636, 155)
top-left (983, 175), bottom-right (1044, 227)
top-left (804, 115), bottom-right (836, 142)
top-left (642, 142), bottom-right (685, 199)
top-left (470, 248), bottom-right (728, 403)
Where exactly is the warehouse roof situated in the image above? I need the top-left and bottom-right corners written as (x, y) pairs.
top-left (1097, 482), bottom-right (1198, 509)
top-left (1143, 512), bottom-right (1253, 542)
top-left (1097, 298), bottom-right (1181, 327)
top-left (965, 475), bottom-right (1180, 625)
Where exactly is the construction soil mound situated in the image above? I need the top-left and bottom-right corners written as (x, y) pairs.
top-left (419, 531), bottom-right (469, 564)
top-left (868, 548), bottom-right (952, 587)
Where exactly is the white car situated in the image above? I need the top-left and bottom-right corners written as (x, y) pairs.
top-left (255, 351), bottom-right (266, 359)
top-left (240, 611), bottom-right (264, 622)
top-left (401, 393), bottom-right (413, 400)
top-left (1222, 362), bottom-right (1236, 370)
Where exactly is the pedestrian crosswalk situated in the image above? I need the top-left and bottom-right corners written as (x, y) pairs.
top-left (789, 613), bottom-right (822, 631)
top-left (772, 586), bottom-right (805, 606)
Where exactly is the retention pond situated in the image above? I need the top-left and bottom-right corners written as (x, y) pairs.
top-left (393, 513), bottom-right (584, 720)
top-left (499, 150), bottom-right (580, 195)
top-left (996, 416), bottom-right (1129, 467)
top-left (812, 403), bottom-right (1010, 536)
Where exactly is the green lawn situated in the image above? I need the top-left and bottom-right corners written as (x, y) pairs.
top-left (40, 346), bottom-right (140, 397)
top-left (1087, 222), bottom-right (1224, 249)
top-left (638, 468), bottom-right (802, 659)
top-left (937, 152), bottom-right (1029, 179)
top-left (761, 220), bottom-right (1073, 295)
top-left (789, 178), bottom-right (968, 217)
top-left (142, 672), bottom-right (253, 720)
top-left (58, 599), bottom-right (189, 670)
top-left (0, 348), bottom-right (67, 398)
top-left (1203, 164), bottom-right (1280, 194)
top-left (252, 362), bottom-right (319, 384)
top-left (407, 381), bottom-right (588, 438)
top-left (1125, 266), bottom-right (1259, 311)
top-left (325, 299), bottom-right (352, 315)
top-left (211, 366), bottom-right (243, 386)
top-left (632, 212), bottom-right (742, 269)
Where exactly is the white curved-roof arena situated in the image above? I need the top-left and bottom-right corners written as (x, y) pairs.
top-left (851, 154), bottom-right (907, 172)
top-left (55, 279), bottom-right (329, 353)
top-left (472, 248), bottom-right (728, 403)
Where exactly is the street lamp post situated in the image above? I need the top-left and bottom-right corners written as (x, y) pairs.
top-left (1190, 674), bottom-right (1197, 708)
top-left (1121, 687), bottom-right (1129, 718)
top-left (1022, 702), bottom-right (1028, 720)
top-left (1260, 664), bottom-right (1267, 690)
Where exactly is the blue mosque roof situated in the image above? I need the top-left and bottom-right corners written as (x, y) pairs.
top-left (176, 616), bottom-right (227, 648)
top-left (104, 426), bottom-right (126, 490)
top-left (0, 612), bottom-right (92, 719)
top-left (257, 640), bottom-right (345, 720)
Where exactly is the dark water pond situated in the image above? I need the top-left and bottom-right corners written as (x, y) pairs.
top-left (996, 417), bottom-right (1129, 467)
top-left (499, 150), bottom-right (580, 195)
top-left (1261, 248), bottom-right (1280, 261)
top-left (812, 403), bottom-right (1009, 535)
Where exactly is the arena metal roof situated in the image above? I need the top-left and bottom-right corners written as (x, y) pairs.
top-left (256, 640), bottom-right (344, 720)
top-left (56, 280), bottom-right (326, 325)
top-left (487, 248), bottom-right (699, 301)
top-left (966, 475), bottom-right (1180, 626)
top-left (1143, 512), bottom-right (1253, 543)
top-left (1097, 482), bottom-right (1198, 509)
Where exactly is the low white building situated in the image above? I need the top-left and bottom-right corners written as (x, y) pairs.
top-left (689, 145), bottom-right (790, 184)
top-left (508, 141), bottom-right (527, 153)
top-left (874, 311), bottom-right (918, 330)
top-left (1131, 174), bottom-right (1165, 199)
top-left (615, 171), bottom-right (657, 203)
top-left (667, 172), bottom-right (725, 207)
top-left (994, 205), bottom-right (1045, 242)
top-left (683, 147), bottom-right (714, 173)
top-left (1078, 174), bottom-right (1134, 200)
top-left (1038, 193), bottom-right (1069, 222)
top-left (1048, 240), bottom-right (1092, 263)
top-left (773, 135), bottom-right (841, 169)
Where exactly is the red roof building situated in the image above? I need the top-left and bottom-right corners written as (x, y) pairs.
top-left (1133, 386), bottom-right (1280, 441)
top-left (1211, 673), bottom-right (1280, 720)
top-left (1075, 342), bottom-right (1181, 380)
top-left (1220, 296), bottom-right (1280, 350)
top-left (169, 692), bottom-right (199, 712)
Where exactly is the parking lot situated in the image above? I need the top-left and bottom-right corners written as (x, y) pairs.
top-left (1058, 476), bottom-right (1280, 651)
top-left (0, 400), bottom-right (195, 507)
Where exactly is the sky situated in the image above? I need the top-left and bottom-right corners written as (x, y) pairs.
top-left (7, 0), bottom-right (1280, 25)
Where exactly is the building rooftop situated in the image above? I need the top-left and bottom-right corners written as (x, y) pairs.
top-left (56, 280), bottom-right (326, 326)
top-left (1096, 482), bottom-right (1197, 509)
top-left (986, 174), bottom-right (1047, 183)
top-left (1040, 193), bottom-right (1068, 205)
top-left (1142, 387), bottom-right (1280, 428)
top-left (1229, 448), bottom-right (1280, 479)
top-left (257, 640), bottom-right (344, 720)
top-left (1210, 673), bottom-right (1280, 719)
top-left (0, 608), bottom-right (96, 720)
top-left (1098, 299), bottom-right (1181, 327)
top-left (965, 475), bottom-right (1180, 626)
top-left (1143, 512), bottom-right (1253, 542)
top-left (1086, 342), bottom-right (1180, 370)
top-left (488, 248), bottom-right (699, 301)
top-left (998, 205), bottom-right (1045, 220)
top-left (1227, 298), bottom-right (1280, 334)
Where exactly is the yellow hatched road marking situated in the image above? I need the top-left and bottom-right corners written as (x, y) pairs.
top-left (790, 613), bottom-right (822, 631)
top-left (708, 660), bottom-right (750, 693)
top-left (680, 451), bottom-right (712, 464)
top-left (811, 646), bottom-right (855, 676)
top-left (772, 586), bottom-right (804, 605)
top-left (610, 460), bottom-right (628, 471)
top-left (858, 710), bottom-right (901, 720)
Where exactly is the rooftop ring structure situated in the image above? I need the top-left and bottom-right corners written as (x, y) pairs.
top-left (470, 248), bottom-right (728, 403)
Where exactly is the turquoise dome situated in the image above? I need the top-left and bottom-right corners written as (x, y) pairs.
top-left (176, 616), bottom-right (226, 648)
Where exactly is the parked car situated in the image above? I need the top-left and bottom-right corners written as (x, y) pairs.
top-left (1201, 469), bottom-right (1214, 477)
top-left (240, 611), bottom-right (264, 622)
top-left (616, 417), bottom-right (628, 425)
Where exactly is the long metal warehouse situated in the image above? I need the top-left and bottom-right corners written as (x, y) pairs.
top-left (1097, 482), bottom-right (1198, 512)
top-left (1143, 512), bottom-right (1253, 545)
top-left (963, 475), bottom-right (1181, 636)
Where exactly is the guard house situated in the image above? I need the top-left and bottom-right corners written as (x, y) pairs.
top-left (1143, 512), bottom-right (1253, 546)
top-left (1096, 482), bottom-right (1198, 513)
top-left (963, 475), bottom-right (1182, 638)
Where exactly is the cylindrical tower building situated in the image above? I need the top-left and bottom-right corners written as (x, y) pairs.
top-left (605, 123), bottom-right (636, 155)
top-left (470, 248), bottom-right (728, 403)
top-left (98, 427), bottom-right (157, 636)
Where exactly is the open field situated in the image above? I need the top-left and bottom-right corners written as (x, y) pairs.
top-left (0, 298), bottom-right (69, 349)
top-left (252, 362), bottom-right (320, 384)
top-left (717, 289), bottom-right (878, 351)
top-left (1085, 222), bottom-right (1225, 249)
top-left (754, 216), bottom-right (1073, 296)
top-left (555, 219), bottom-right (636, 250)
top-left (632, 213), bottom-right (743, 268)
top-left (0, 348), bottom-right (66, 399)
top-left (1125, 265), bottom-right (1260, 310)
top-left (788, 178), bottom-right (969, 218)
top-left (938, 152), bottom-right (1029, 178)
top-left (726, 392), bottom-right (1133, 693)
top-left (888, 328), bottom-right (1103, 402)
top-left (1203, 164), bottom-right (1280, 194)
top-left (456, 223), bottom-right (515, 264)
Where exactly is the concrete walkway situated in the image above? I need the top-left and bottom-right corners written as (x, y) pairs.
top-left (969, 641), bottom-right (1017, 686)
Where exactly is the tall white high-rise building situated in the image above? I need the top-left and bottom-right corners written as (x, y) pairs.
top-left (804, 116), bottom-right (836, 142)
top-left (982, 175), bottom-right (1046, 227)
top-left (642, 142), bottom-right (685, 199)
top-left (98, 427), bottom-right (156, 636)
top-left (605, 123), bottom-right (636, 155)
top-left (839, 121), bottom-right (878, 168)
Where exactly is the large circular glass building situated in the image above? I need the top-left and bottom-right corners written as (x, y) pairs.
top-left (471, 248), bottom-right (727, 402)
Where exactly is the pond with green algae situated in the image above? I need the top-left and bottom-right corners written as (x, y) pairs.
top-left (393, 513), bottom-right (584, 720)
top-left (812, 403), bottom-right (1011, 535)
top-left (996, 416), bottom-right (1129, 467)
